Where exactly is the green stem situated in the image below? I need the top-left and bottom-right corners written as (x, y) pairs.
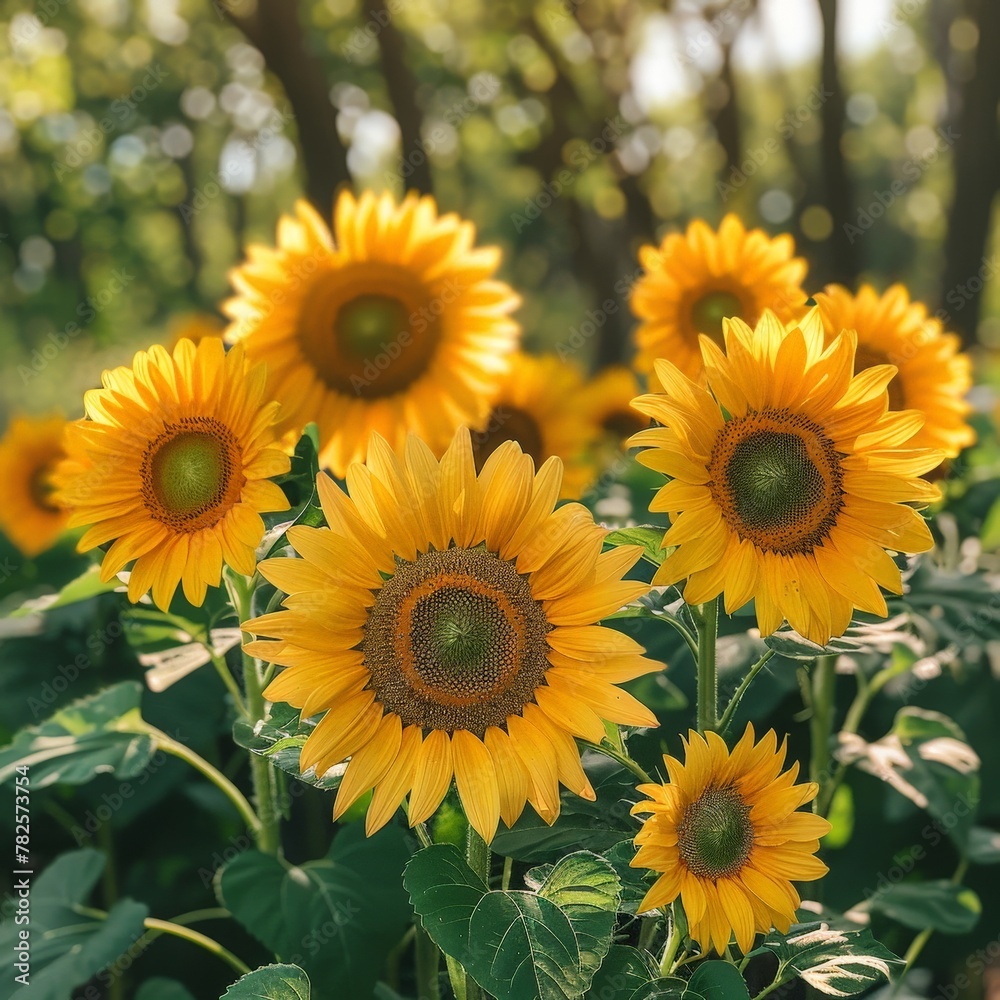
top-left (502, 854), bottom-right (514, 891)
top-left (465, 827), bottom-right (491, 1000)
top-left (207, 647), bottom-right (247, 716)
top-left (584, 740), bottom-right (653, 784)
top-left (415, 924), bottom-right (441, 1000)
top-left (696, 598), bottom-right (719, 733)
top-left (809, 655), bottom-right (837, 816)
top-left (140, 918), bottom-right (251, 975)
top-left (718, 649), bottom-right (776, 735)
top-left (659, 905), bottom-right (682, 975)
top-left (227, 572), bottom-right (281, 856)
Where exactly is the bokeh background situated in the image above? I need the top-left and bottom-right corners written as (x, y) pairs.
top-left (3, 1), bottom-right (1000, 997)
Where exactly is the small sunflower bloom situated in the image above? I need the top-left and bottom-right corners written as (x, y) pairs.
top-left (631, 725), bottom-right (831, 955)
top-left (631, 309), bottom-right (942, 645)
top-left (631, 215), bottom-right (808, 383)
top-left (56, 338), bottom-right (291, 611)
top-left (223, 190), bottom-right (521, 477)
top-left (577, 366), bottom-right (651, 449)
top-left (0, 414), bottom-right (69, 558)
top-left (814, 283), bottom-right (975, 458)
top-left (469, 353), bottom-right (604, 500)
top-left (244, 427), bottom-right (663, 844)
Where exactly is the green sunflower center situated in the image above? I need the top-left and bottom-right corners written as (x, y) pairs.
top-left (141, 418), bottom-right (244, 532)
top-left (364, 546), bottom-right (552, 735)
top-left (690, 290), bottom-right (744, 340)
top-left (726, 431), bottom-right (825, 531)
top-left (471, 406), bottom-right (546, 471)
top-left (337, 294), bottom-right (411, 361)
top-left (29, 463), bottom-right (61, 514)
top-left (678, 785), bottom-right (754, 880)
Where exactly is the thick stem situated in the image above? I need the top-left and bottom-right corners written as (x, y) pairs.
top-left (810, 655), bottom-right (837, 816)
top-left (464, 827), bottom-right (491, 1000)
top-left (659, 905), bottom-right (682, 975)
top-left (415, 924), bottom-right (441, 1000)
top-left (696, 598), bottom-right (720, 733)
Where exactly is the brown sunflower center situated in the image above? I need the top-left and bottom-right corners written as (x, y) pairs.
top-left (707, 408), bottom-right (845, 554)
top-left (363, 546), bottom-right (552, 735)
top-left (140, 418), bottom-right (244, 532)
top-left (29, 462), bottom-right (61, 514)
top-left (602, 409), bottom-right (646, 441)
top-left (298, 266), bottom-right (443, 400)
top-left (690, 290), bottom-right (745, 341)
top-left (471, 406), bottom-right (545, 471)
top-left (678, 785), bottom-right (754, 880)
top-left (853, 344), bottom-right (906, 410)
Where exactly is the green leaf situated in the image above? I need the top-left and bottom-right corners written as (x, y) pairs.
top-left (627, 978), bottom-right (693, 1000)
top-left (968, 826), bottom-right (1000, 864)
top-left (220, 823), bottom-right (412, 998)
top-left (751, 919), bottom-right (902, 996)
top-left (841, 707), bottom-right (980, 851)
top-left (0, 848), bottom-right (148, 1000)
top-left (603, 526), bottom-right (672, 567)
top-left (232, 703), bottom-right (346, 792)
top-left (868, 880), bottom-right (981, 934)
top-left (0, 562), bottom-right (121, 628)
top-left (686, 962), bottom-right (751, 999)
top-left (599, 840), bottom-right (651, 915)
top-left (762, 616), bottom-right (910, 659)
top-left (221, 965), bottom-right (311, 1000)
top-left (135, 979), bottom-right (197, 1000)
top-left (407, 846), bottom-right (620, 1000)
top-left (0, 681), bottom-right (155, 788)
top-left (584, 946), bottom-right (657, 999)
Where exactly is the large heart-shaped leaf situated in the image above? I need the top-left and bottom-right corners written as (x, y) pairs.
top-left (0, 848), bottom-right (148, 1000)
top-left (584, 946), bottom-right (657, 999)
top-left (0, 682), bottom-right (155, 788)
top-left (868, 880), bottom-right (981, 934)
top-left (685, 962), bottom-right (751, 999)
top-left (221, 964), bottom-right (311, 1000)
top-left (220, 823), bottom-right (411, 998)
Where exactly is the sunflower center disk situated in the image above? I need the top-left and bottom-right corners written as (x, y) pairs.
top-left (337, 294), bottom-right (411, 361)
top-left (690, 290), bottom-right (744, 341)
top-left (678, 786), bottom-right (754, 880)
top-left (29, 463), bottom-right (61, 514)
top-left (364, 547), bottom-right (552, 735)
top-left (472, 406), bottom-right (546, 471)
top-left (141, 419), bottom-right (243, 532)
top-left (708, 409), bottom-right (845, 555)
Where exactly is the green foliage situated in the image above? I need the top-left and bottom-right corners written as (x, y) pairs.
top-left (0, 849), bottom-right (148, 1000)
top-left (868, 880), bottom-right (982, 934)
top-left (221, 965), bottom-right (311, 1000)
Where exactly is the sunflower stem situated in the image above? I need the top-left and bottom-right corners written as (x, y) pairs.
top-left (585, 740), bottom-right (653, 784)
top-left (695, 598), bottom-right (720, 733)
top-left (139, 917), bottom-right (251, 976)
top-left (659, 905), bottom-right (682, 975)
top-left (718, 648), bottom-right (776, 735)
top-left (464, 826), bottom-right (491, 1000)
top-left (415, 924), bottom-right (441, 1000)
top-left (809, 654), bottom-right (837, 816)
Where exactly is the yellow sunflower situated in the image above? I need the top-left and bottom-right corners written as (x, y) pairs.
top-left (631, 214), bottom-right (808, 382)
top-left (0, 415), bottom-right (69, 557)
top-left (243, 427), bottom-right (662, 843)
top-left (630, 309), bottom-right (942, 646)
top-left (632, 724), bottom-right (831, 955)
top-left (223, 190), bottom-right (521, 477)
top-left (577, 366), bottom-right (651, 448)
top-left (56, 338), bottom-right (291, 611)
top-left (469, 353), bottom-right (603, 500)
top-left (814, 284), bottom-right (975, 458)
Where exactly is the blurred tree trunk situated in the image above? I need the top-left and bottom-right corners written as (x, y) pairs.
top-left (941, 0), bottom-right (1000, 347)
top-left (816, 0), bottom-right (857, 282)
top-left (363, 0), bottom-right (434, 195)
top-left (222, 0), bottom-right (350, 213)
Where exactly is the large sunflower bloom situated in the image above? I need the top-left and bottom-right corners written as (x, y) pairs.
top-left (630, 309), bottom-right (942, 645)
top-left (469, 353), bottom-right (603, 500)
top-left (0, 414), bottom-right (69, 557)
top-left (223, 190), bottom-right (521, 477)
top-left (814, 283), bottom-right (975, 458)
top-left (631, 724), bottom-right (831, 955)
top-left (244, 427), bottom-right (662, 843)
top-left (631, 215), bottom-right (808, 382)
top-left (56, 338), bottom-right (291, 611)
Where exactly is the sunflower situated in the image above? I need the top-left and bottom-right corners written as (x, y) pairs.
top-left (814, 283), bottom-right (975, 458)
top-left (55, 338), bottom-right (291, 611)
top-left (631, 215), bottom-right (808, 382)
top-left (631, 724), bottom-right (831, 955)
top-left (0, 415), bottom-right (69, 557)
top-left (223, 190), bottom-right (521, 478)
top-left (577, 366), bottom-right (651, 448)
top-left (630, 309), bottom-right (942, 646)
top-left (243, 427), bottom-right (662, 843)
top-left (469, 353), bottom-right (603, 500)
